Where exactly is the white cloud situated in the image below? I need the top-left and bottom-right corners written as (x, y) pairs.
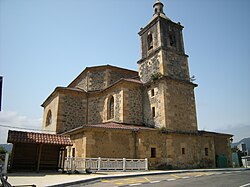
top-left (0, 111), bottom-right (42, 144)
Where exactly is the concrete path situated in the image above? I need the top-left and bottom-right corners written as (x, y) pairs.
top-left (6, 168), bottom-right (250, 187)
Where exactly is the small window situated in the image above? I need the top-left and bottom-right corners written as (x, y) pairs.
top-left (205, 148), bottom-right (208, 156)
top-left (108, 96), bottom-right (114, 120)
top-left (46, 110), bottom-right (52, 126)
top-left (151, 147), bottom-right (156, 158)
top-left (181, 148), bottom-right (185, 155)
top-left (147, 34), bottom-right (153, 50)
top-left (151, 89), bottom-right (155, 97)
top-left (152, 107), bottom-right (156, 117)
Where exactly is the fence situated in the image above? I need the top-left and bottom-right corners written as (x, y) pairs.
top-left (0, 153), bottom-right (9, 174)
top-left (64, 157), bottom-right (148, 173)
top-left (241, 156), bottom-right (250, 168)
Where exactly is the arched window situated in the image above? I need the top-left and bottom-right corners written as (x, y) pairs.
top-left (46, 110), bottom-right (52, 126)
top-left (147, 34), bottom-right (153, 50)
top-left (108, 96), bottom-right (114, 120)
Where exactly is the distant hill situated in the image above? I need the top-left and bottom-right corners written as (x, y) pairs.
top-left (0, 144), bottom-right (13, 153)
top-left (231, 137), bottom-right (250, 151)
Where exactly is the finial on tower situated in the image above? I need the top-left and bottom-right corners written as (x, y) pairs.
top-left (153, 0), bottom-right (165, 15)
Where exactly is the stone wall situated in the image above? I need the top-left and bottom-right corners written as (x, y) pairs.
top-left (163, 50), bottom-right (190, 81)
top-left (142, 81), bottom-right (166, 128)
top-left (108, 69), bottom-right (138, 86)
top-left (42, 94), bottom-right (59, 132)
top-left (87, 95), bottom-right (104, 124)
top-left (138, 52), bottom-right (162, 83)
top-left (88, 70), bottom-right (106, 91)
top-left (160, 20), bottom-right (185, 53)
top-left (66, 128), bottom-right (232, 169)
top-left (74, 74), bottom-right (88, 91)
top-left (70, 66), bottom-right (138, 92)
top-left (214, 135), bottom-right (232, 167)
top-left (86, 129), bottom-right (134, 158)
top-left (139, 21), bottom-right (161, 59)
top-left (123, 85), bottom-right (143, 125)
top-left (57, 92), bottom-right (87, 133)
top-left (163, 79), bottom-right (198, 131)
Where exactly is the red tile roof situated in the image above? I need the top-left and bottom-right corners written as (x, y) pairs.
top-left (64, 122), bottom-right (155, 134)
top-left (7, 130), bottom-right (72, 146)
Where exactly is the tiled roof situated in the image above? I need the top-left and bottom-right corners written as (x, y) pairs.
top-left (64, 122), bottom-right (155, 134)
top-left (7, 130), bottom-right (72, 146)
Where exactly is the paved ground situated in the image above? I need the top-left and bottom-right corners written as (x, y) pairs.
top-left (5, 168), bottom-right (250, 187)
top-left (82, 170), bottom-right (250, 187)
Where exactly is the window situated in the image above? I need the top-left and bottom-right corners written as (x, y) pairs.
top-left (151, 147), bottom-right (156, 158)
top-left (205, 148), bottom-right (209, 156)
top-left (147, 34), bottom-right (153, 50)
top-left (46, 110), bottom-right (52, 126)
top-left (152, 107), bottom-right (156, 118)
top-left (151, 89), bottom-right (155, 97)
top-left (108, 96), bottom-right (114, 120)
top-left (181, 148), bottom-right (185, 155)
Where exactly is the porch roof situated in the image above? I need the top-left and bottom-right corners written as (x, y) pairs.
top-left (7, 130), bottom-right (72, 146)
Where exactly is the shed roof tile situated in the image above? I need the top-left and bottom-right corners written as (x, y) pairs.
top-left (7, 130), bottom-right (72, 146)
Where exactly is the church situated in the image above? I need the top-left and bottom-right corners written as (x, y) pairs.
top-left (41, 0), bottom-right (232, 169)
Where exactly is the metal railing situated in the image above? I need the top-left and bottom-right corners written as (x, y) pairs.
top-left (64, 157), bottom-right (148, 173)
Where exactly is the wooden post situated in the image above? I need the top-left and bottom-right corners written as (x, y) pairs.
top-left (9, 143), bottom-right (15, 171)
top-left (62, 148), bottom-right (66, 172)
top-left (36, 144), bottom-right (43, 172)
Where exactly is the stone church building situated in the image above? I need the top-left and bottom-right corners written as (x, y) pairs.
top-left (41, 0), bottom-right (232, 169)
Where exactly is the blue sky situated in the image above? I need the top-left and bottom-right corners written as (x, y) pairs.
top-left (0, 0), bottom-right (249, 143)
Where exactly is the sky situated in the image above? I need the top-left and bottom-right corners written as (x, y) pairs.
top-left (0, 0), bottom-right (249, 144)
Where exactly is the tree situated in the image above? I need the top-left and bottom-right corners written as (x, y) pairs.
top-left (0, 146), bottom-right (7, 154)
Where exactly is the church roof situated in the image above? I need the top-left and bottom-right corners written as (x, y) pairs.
top-left (63, 122), bottom-right (155, 134)
top-left (7, 130), bottom-right (72, 146)
top-left (68, 64), bottom-right (138, 88)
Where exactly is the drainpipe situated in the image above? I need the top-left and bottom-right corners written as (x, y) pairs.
top-left (132, 129), bottom-right (138, 159)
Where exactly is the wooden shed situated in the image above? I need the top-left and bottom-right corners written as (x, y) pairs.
top-left (7, 130), bottom-right (72, 172)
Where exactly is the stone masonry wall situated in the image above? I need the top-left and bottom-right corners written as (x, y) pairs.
top-left (88, 87), bottom-right (123, 124)
top-left (163, 51), bottom-right (190, 81)
top-left (57, 92), bottom-right (87, 133)
top-left (163, 79), bottom-right (198, 132)
top-left (66, 128), bottom-right (232, 169)
top-left (108, 69), bottom-right (138, 86)
top-left (42, 95), bottom-right (59, 132)
top-left (74, 74), bottom-right (88, 91)
top-left (87, 96), bottom-right (104, 124)
top-left (86, 129), bottom-right (134, 158)
top-left (123, 85), bottom-right (143, 125)
top-left (88, 70), bottom-right (106, 91)
top-left (139, 52), bottom-right (162, 83)
top-left (142, 81), bottom-right (166, 128)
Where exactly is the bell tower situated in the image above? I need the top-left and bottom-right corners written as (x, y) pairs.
top-left (138, 0), bottom-right (190, 83)
top-left (139, 0), bottom-right (198, 132)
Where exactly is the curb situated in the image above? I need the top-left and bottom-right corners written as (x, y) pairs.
top-left (48, 168), bottom-right (250, 187)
